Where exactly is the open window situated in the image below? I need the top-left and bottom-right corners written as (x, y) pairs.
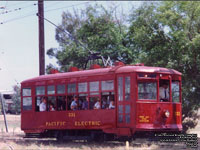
top-left (159, 80), bottom-right (170, 102)
top-left (35, 86), bottom-right (45, 112)
top-left (101, 80), bottom-right (115, 109)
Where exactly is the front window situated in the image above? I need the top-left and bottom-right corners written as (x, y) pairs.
top-left (138, 82), bottom-right (157, 100)
top-left (172, 81), bottom-right (180, 103)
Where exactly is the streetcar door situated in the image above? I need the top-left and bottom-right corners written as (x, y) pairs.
top-left (117, 75), bottom-right (132, 127)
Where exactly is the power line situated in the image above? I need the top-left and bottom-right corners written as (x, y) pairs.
top-left (37, 14), bottom-right (113, 67)
top-left (37, 13), bottom-right (93, 54)
top-left (0, 2), bottom-right (92, 25)
top-left (0, 13), bottom-right (35, 24)
top-left (0, 3), bottom-right (37, 15)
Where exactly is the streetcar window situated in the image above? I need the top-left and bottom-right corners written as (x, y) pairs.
top-left (101, 80), bottom-right (114, 91)
top-left (35, 97), bottom-right (42, 112)
top-left (36, 86), bottom-right (45, 95)
top-left (48, 96), bottom-right (56, 111)
top-left (125, 105), bottom-right (131, 123)
top-left (57, 84), bottom-right (65, 94)
top-left (78, 82), bottom-right (87, 93)
top-left (67, 83), bottom-right (76, 93)
top-left (22, 88), bottom-right (31, 96)
top-left (125, 114), bottom-right (130, 124)
top-left (118, 77), bottom-right (123, 101)
top-left (23, 97), bottom-right (32, 110)
top-left (125, 105), bottom-right (130, 113)
top-left (101, 92), bottom-right (115, 109)
top-left (159, 80), bottom-right (169, 102)
top-left (138, 82), bottom-right (157, 100)
top-left (138, 74), bottom-right (156, 78)
top-left (88, 97), bottom-right (100, 110)
top-left (125, 77), bottom-right (130, 101)
top-left (47, 85), bottom-right (55, 95)
top-left (172, 81), bottom-right (180, 103)
top-left (67, 95), bottom-right (74, 110)
top-left (89, 81), bottom-right (99, 92)
top-left (79, 94), bottom-right (88, 110)
top-left (90, 92), bottom-right (99, 95)
top-left (118, 105), bottom-right (123, 123)
top-left (57, 96), bottom-right (66, 111)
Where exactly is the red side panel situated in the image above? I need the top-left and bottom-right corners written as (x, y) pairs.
top-left (21, 110), bottom-right (116, 132)
top-left (136, 102), bottom-right (182, 131)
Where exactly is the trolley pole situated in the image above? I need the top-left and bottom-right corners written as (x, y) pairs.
top-left (38, 0), bottom-right (45, 75)
top-left (0, 95), bottom-right (8, 132)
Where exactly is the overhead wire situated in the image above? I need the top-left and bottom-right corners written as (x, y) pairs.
top-left (0, 1), bottom-right (92, 25)
top-left (37, 13), bottom-right (93, 54)
top-left (0, 3), bottom-right (37, 15)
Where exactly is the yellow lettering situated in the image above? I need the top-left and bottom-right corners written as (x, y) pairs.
top-left (97, 121), bottom-right (100, 126)
top-left (89, 121), bottom-right (92, 126)
top-left (45, 121), bottom-right (66, 127)
top-left (92, 121), bottom-right (95, 125)
top-left (74, 121), bottom-right (101, 127)
top-left (68, 113), bottom-right (76, 117)
top-left (175, 112), bottom-right (180, 116)
top-left (139, 116), bottom-right (150, 123)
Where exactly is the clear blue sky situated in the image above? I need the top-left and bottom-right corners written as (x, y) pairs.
top-left (0, 1), bottom-right (141, 91)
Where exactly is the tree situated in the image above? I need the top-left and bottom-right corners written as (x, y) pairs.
top-left (11, 85), bottom-right (21, 114)
top-left (127, 1), bottom-right (200, 130)
top-left (46, 4), bottom-right (131, 72)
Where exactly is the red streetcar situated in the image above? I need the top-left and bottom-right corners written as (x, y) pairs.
top-left (21, 63), bottom-right (182, 140)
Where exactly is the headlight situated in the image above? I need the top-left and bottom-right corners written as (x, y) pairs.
top-left (164, 110), bottom-right (170, 118)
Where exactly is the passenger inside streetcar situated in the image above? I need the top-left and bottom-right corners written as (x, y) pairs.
top-left (101, 97), bottom-right (108, 109)
top-left (159, 81), bottom-right (169, 102)
top-left (70, 96), bottom-right (78, 110)
top-left (39, 97), bottom-right (47, 111)
top-left (94, 98), bottom-right (100, 109)
top-left (82, 96), bottom-right (89, 110)
top-left (109, 100), bottom-right (115, 109)
top-left (49, 103), bottom-right (55, 111)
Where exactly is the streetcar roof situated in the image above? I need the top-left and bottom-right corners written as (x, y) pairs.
top-left (21, 65), bottom-right (181, 83)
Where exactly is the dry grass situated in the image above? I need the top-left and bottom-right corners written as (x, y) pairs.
top-left (0, 115), bottom-right (199, 150)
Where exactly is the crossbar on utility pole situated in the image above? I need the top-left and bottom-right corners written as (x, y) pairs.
top-left (38, 0), bottom-right (45, 75)
top-left (0, 95), bottom-right (8, 132)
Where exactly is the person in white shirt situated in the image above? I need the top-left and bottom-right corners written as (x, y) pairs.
top-left (39, 97), bottom-right (47, 111)
top-left (159, 83), bottom-right (169, 101)
top-left (70, 96), bottom-right (78, 110)
top-left (109, 100), bottom-right (115, 109)
top-left (94, 99), bottom-right (100, 109)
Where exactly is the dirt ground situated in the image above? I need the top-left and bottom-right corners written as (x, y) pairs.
top-left (0, 115), bottom-right (199, 150)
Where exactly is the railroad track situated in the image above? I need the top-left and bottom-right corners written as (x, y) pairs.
top-left (0, 133), bottom-right (192, 150)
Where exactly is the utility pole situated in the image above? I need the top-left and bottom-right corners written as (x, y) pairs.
top-left (38, 0), bottom-right (45, 75)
